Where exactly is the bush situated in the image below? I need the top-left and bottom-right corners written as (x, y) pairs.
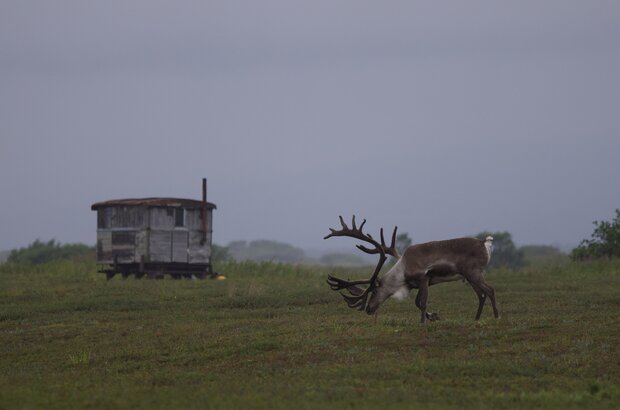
top-left (572, 209), bottom-right (620, 260)
top-left (7, 239), bottom-right (94, 265)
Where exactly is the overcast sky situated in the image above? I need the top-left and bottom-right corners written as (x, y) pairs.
top-left (1, 1), bottom-right (619, 253)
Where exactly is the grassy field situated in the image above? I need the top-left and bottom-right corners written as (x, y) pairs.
top-left (0, 259), bottom-right (618, 409)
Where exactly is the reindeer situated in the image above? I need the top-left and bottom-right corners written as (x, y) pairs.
top-left (325, 216), bottom-right (499, 323)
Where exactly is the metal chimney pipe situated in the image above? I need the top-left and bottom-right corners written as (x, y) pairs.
top-left (201, 178), bottom-right (207, 244)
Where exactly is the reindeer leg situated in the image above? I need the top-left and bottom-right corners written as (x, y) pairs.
top-left (415, 290), bottom-right (423, 322)
top-left (479, 280), bottom-right (499, 319)
top-left (415, 279), bottom-right (429, 323)
top-left (408, 272), bottom-right (436, 322)
top-left (466, 270), bottom-right (499, 319)
top-left (468, 281), bottom-right (487, 320)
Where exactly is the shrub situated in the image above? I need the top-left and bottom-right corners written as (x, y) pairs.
top-left (7, 239), bottom-right (94, 265)
top-left (572, 209), bottom-right (620, 260)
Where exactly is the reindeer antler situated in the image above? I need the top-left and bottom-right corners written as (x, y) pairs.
top-left (324, 215), bottom-right (399, 311)
top-left (324, 215), bottom-right (400, 258)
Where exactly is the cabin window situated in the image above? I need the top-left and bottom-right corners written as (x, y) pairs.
top-left (175, 208), bottom-right (185, 227)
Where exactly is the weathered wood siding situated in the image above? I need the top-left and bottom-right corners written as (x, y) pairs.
top-left (95, 205), bottom-right (213, 265)
top-left (149, 230), bottom-right (171, 262)
top-left (149, 208), bottom-right (175, 230)
top-left (96, 206), bottom-right (145, 263)
top-left (172, 230), bottom-right (188, 262)
top-left (188, 210), bottom-right (212, 263)
top-left (135, 230), bottom-right (148, 259)
top-left (185, 209), bottom-right (202, 230)
top-left (97, 206), bottom-right (147, 229)
top-left (96, 231), bottom-right (112, 262)
top-left (188, 231), bottom-right (211, 263)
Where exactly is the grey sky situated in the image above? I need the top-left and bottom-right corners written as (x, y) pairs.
top-left (1, 1), bottom-right (619, 252)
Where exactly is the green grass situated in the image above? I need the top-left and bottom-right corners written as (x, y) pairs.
top-left (0, 259), bottom-right (619, 409)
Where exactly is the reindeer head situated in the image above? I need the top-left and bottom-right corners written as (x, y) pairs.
top-left (365, 275), bottom-right (401, 315)
top-left (324, 216), bottom-right (400, 315)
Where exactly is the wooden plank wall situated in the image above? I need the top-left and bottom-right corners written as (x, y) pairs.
top-left (96, 206), bottom-right (213, 265)
top-left (172, 231), bottom-right (189, 263)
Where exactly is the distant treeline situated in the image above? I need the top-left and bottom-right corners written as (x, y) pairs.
top-left (214, 240), bottom-right (367, 266)
top-left (8, 207), bottom-right (620, 268)
top-left (2, 237), bottom-right (566, 269)
top-left (216, 234), bottom-right (567, 270)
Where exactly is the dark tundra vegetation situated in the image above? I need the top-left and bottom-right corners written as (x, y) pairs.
top-left (0, 256), bottom-right (618, 409)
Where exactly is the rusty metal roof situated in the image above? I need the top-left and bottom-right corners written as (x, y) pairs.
top-left (91, 197), bottom-right (217, 210)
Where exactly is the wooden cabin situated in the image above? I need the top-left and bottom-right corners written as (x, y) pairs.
top-left (91, 179), bottom-right (216, 279)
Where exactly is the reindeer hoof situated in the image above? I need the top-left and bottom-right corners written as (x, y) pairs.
top-left (425, 312), bottom-right (440, 321)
